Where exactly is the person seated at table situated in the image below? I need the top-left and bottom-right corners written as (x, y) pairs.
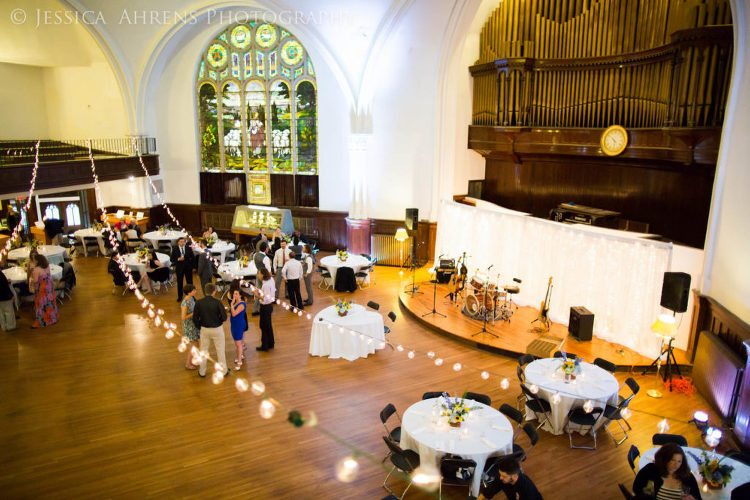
top-left (252, 227), bottom-right (268, 248)
top-left (28, 254), bottom-right (58, 328)
top-left (202, 227), bottom-right (215, 240)
top-left (478, 457), bottom-right (543, 500)
top-left (126, 220), bottom-right (142, 238)
top-left (633, 442), bottom-right (701, 500)
top-left (291, 229), bottom-right (309, 246)
top-left (238, 244), bottom-right (252, 259)
top-left (136, 252), bottom-right (164, 295)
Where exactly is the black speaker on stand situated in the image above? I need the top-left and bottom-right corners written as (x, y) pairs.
top-left (569, 306), bottom-right (594, 341)
top-left (660, 272), bottom-right (691, 313)
top-left (405, 208), bottom-right (419, 231)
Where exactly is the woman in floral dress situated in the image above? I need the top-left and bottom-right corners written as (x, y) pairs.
top-left (181, 284), bottom-right (199, 369)
top-left (29, 254), bottom-right (58, 328)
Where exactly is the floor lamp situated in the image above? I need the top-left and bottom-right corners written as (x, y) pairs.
top-left (644, 314), bottom-right (679, 398)
top-left (395, 227), bottom-right (408, 275)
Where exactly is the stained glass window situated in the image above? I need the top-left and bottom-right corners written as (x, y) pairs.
top-left (65, 203), bottom-right (81, 226)
top-left (296, 81), bottom-right (317, 175)
top-left (198, 83), bottom-right (219, 171)
top-left (222, 82), bottom-right (243, 171)
top-left (44, 205), bottom-right (60, 220)
top-left (196, 23), bottom-right (317, 195)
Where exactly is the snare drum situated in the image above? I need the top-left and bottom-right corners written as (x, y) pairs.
top-left (469, 273), bottom-right (486, 290)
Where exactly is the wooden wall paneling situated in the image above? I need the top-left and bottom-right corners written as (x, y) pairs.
top-left (200, 173), bottom-right (247, 205)
top-left (295, 175), bottom-right (319, 207)
top-left (85, 188), bottom-right (98, 227)
top-left (270, 174), bottom-right (294, 206)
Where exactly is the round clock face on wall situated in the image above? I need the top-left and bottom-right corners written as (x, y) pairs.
top-left (600, 125), bottom-right (628, 156)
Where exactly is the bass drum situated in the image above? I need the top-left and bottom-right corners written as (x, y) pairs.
top-left (465, 293), bottom-right (481, 316)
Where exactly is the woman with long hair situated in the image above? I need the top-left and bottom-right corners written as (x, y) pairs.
top-left (181, 284), bottom-right (199, 370)
top-left (256, 267), bottom-right (276, 351)
top-left (28, 254), bottom-right (58, 328)
top-left (229, 289), bottom-right (247, 369)
top-left (633, 442), bottom-right (701, 499)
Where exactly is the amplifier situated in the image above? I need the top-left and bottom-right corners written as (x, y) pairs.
top-left (569, 306), bottom-right (594, 341)
top-left (550, 203), bottom-right (620, 229)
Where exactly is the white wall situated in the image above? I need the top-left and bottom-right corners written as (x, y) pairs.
top-left (702, 0), bottom-right (750, 325)
top-left (0, 62), bottom-right (49, 138)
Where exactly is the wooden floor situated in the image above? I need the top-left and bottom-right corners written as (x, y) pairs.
top-left (399, 270), bottom-right (691, 368)
top-left (0, 255), bottom-right (731, 499)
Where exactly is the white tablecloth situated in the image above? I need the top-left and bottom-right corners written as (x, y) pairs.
top-left (7, 245), bottom-right (67, 266)
top-left (121, 252), bottom-right (171, 274)
top-left (524, 358), bottom-right (619, 435)
top-left (640, 446), bottom-right (750, 499)
top-left (73, 228), bottom-right (109, 256)
top-left (400, 397), bottom-right (514, 497)
top-left (193, 240), bottom-right (236, 263)
top-left (319, 254), bottom-right (371, 282)
top-left (218, 260), bottom-right (258, 282)
top-left (3, 264), bottom-right (63, 284)
top-left (309, 304), bottom-right (385, 361)
top-left (142, 230), bottom-right (187, 248)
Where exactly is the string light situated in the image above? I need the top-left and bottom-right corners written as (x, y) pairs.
top-left (212, 371), bottom-right (225, 384)
top-left (259, 400), bottom-right (276, 419)
top-left (657, 418), bottom-right (670, 433)
top-left (407, 351), bottom-right (415, 359)
top-left (481, 371), bottom-right (490, 380)
top-left (621, 407), bottom-right (632, 419)
top-left (529, 384), bottom-right (539, 394)
top-left (251, 380), bottom-right (266, 396)
top-left (453, 363), bottom-right (462, 372)
top-left (235, 378), bottom-right (249, 392)
top-left (334, 456), bottom-right (359, 483)
top-left (551, 392), bottom-right (561, 405)
top-left (499, 378), bottom-right (510, 390)
top-left (0, 141), bottom-right (40, 260)
top-left (583, 400), bottom-right (594, 413)
top-left (427, 351), bottom-right (435, 359)
top-left (396, 345), bottom-right (404, 352)
top-left (164, 329), bottom-right (174, 339)
top-left (434, 358), bottom-right (443, 366)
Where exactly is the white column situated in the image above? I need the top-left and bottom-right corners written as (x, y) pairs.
top-left (348, 134), bottom-right (371, 220)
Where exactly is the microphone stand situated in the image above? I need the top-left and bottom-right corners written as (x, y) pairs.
top-left (471, 264), bottom-right (498, 338)
top-left (423, 254), bottom-right (446, 318)
top-left (404, 241), bottom-right (424, 296)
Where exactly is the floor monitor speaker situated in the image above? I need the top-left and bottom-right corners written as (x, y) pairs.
top-left (569, 306), bottom-right (594, 341)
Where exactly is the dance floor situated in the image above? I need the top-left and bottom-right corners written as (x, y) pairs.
top-left (398, 268), bottom-right (691, 368)
top-left (0, 254), bottom-right (727, 499)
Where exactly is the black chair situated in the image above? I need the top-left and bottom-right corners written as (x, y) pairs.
top-left (82, 236), bottom-right (100, 257)
top-left (380, 404), bottom-right (402, 461)
top-left (734, 452), bottom-right (750, 466)
top-left (731, 481), bottom-right (750, 500)
top-left (62, 261), bottom-right (76, 296)
top-left (499, 403), bottom-right (524, 438)
top-left (512, 422), bottom-right (539, 461)
top-left (594, 357), bottom-right (617, 373)
top-left (517, 353), bottom-right (535, 366)
top-left (157, 239), bottom-right (172, 254)
top-left (385, 311), bottom-right (396, 335)
top-left (515, 365), bottom-right (527, 410)
top-left (618, 483), bottom-right (635, 499)
top-left (382, 437), bottom-right (420, 498)
top-left (520, 384), bottom-right (552, 430)
top-left (355, 265), bottom-right (372, 289)
top-left (465, 392), bottom-right (491, 406)
top-left (367, 301), bottom-right (381, 311)
top-left (213, 272), bottom-right (230, 300)
top-left (627, 445), bottom-right (640, 474)
top-left (316, 265), bottom-right (332, 290)
top-left (334, 266), bottom-right (357, 292)
top-left (422, 391), bottom-right (444, 400)
top-left (602, 378), bottom-right (639, 446)
top-left (149, 267), bottom-right (171, 294)
top-left (566, 406), bottom-right (604, 449)
top-left (652, 433), bottom-right (688, 446)
top-left (439, 456), bottom-right (476, 499)
top-left (553, 351), bottom-right (578, 360)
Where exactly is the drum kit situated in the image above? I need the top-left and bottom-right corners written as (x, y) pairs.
top-left (458, 268), bottom-right (522, 324)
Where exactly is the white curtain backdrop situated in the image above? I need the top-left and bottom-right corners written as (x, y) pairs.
top-left (434, 200), bottom-right (676, 358)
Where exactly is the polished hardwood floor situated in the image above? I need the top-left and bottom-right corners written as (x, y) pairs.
top-left (0, 255), bottom-right (731, 499)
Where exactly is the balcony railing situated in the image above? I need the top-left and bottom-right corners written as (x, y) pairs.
top-left (0, 137), bottom-right (157, 166)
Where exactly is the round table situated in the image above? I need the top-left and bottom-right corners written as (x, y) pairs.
top-left (218, 260), bottom-right (258, 282)
top-left (142, 230), bottom-right (187, 249)
top-left (193, 240), bottom-right (236, 264)
top-left (319, 254), bottom-right (371, 283)
top-left (3, 264), bottom-right (63, 284)
top-left (120, 252), bottom-right (171, 274)
top-left (523, 358), bottom-right (620, 435)
top-left (7, 245), bottom-right (67, 266)
top-left (309, 304), bottom-right (385, 361)
top-left (639, 446), bottom-right (750, 499)
top-left (400, 397), bottom-right (514, 497)
top-left (73, 228), bottom-right (109, 256)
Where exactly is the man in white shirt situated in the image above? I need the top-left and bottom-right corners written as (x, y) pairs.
top-left (252, 241), bottom-right (272, 316)
top-left (272, 240), bottom-right (292, 299)
top-left (281, 251), bottom-right (304, 311)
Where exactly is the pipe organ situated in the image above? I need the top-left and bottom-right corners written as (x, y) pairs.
top-left (470, 0), bottom-right (733, 129)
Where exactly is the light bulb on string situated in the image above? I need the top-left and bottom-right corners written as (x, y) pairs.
top-left (621, 407), bottom-right (632, 419)
top-left (453, 363), bottom-right (462, 372)
top-left (251, 380), bottom-right (266, 396)
top-left (147, 308), bottom-right (156, 318)
top-left (396, 345), bottom-right (404, 352)
top-left (334, 456), bottom-right (359, 483)
top-left (427, 351), bottom-right (435, 359)
top-left (259, 400), bottom-right (276, 419)
top-left (434, 358), bottom-right (443, 366)
top-left (551, 392), bottom-right (561, 405)
top-left (134, 290), bottom-right (144, 300)
top-left (164, 329), bottom-right (174, 339)
top-left (141, 299), bottom-right (149, 309)
top-left (235, 378), bottom-right (249, 392)
top-left (212, 371), bottom-right (225, 384)
top-left (407, 351), bottom-right (415, 359)
top-left (481, 371), bottom-right (490, 380)
top-left (411, 466), bottom-right (440, 490)
top-left (157, 309), bottom-right (164, 316)
top-left (583, 400), bottom-right (594, 413)
top-left (500, 378), bottom-right (510, 390)
top-left (154, 316), bottom-right (162, 327)
top-left (529, 384), bottom-right (539, 394)
top-left (657, 418), bottom-right (669, 433)
top-left (177, 340), bottom-right (187, 352)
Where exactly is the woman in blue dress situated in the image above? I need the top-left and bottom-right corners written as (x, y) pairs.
top-left (229, 289), bottom-right (247, 370)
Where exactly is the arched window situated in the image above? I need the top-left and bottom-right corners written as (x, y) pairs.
top-left (196, 23), bottom-right (317, 205)
top-left (65, 203), bottom-right (81, 226)
top-left (44, 205), bottom-right (60, 220)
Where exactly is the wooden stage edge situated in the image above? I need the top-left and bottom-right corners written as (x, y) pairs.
top-left (397, 281), bottom-right (691, 371)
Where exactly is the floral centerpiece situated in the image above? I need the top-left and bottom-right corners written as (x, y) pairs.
top-left (158, 224), bottom-right (170, 235)
top-left (336, 249), bottom-right (349, 262)
top-left (93, 222), bottom-right (104, 232)
top-left (559, 350), bottom-right (582, 382)
top-left (688, 450), bottom-right (736, 489)
top-left (25, 239), bottom-right (42, 250)
top-left (136, 246), bottom-right (150, 262)
top-left (205, 233), bottom-right (218, 247)
top-left (281, 234), bottom-right (292, 245)
top-left (240, 255), bottom-right (249, 268)
top-left (440, 392), bottom-right (481, 428)
top-left (334, 299), bottom-right (352, 316)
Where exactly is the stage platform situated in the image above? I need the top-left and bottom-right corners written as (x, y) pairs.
top-left (398, 277), bottom-right (691, 370)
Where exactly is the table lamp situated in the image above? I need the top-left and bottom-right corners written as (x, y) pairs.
top-left (646, 314), bottom-right (677, 398)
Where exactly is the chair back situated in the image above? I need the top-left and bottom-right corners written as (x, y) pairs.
top-left (382, 436), bottom-right (419, 471)
top-left (516, 365), bottom-right (525, 383)
top-left (367, 301), bottom-right (380, 311)
top-left (499, 404), bottom-right (524, 425)
top-left (439, 456), bottom-right (477, 485)
top-left (652, 433), bottom-right (688, 446)
top-left (151, 267), bottom-right (170, 283)
top-left (554, 351), bottom-right (577, 359)
top-left (618, 483), bottom-right (635, 499)
top-left (624, 377), bottom-right (640, 395)
top-left (380, 403), bottom-right (397, 424)
top-left (125, 230), bottom-right (138, 239)
top-left (594, 357), bottom-right (617, 373)
top-left (518, 353), bottom-right (534, 366)
top-left (382, 435), bottom-right (403, 456)
top-left (521, 422), bottom-right (539, 447)
top-left (422, 391), bottom-right (443, 400)
top-left (334, 266), bottom-right (357, 292)
top-left (465, 392), bottom-right (491, 406)
top-left (627, 445), bottom-right (640, 473)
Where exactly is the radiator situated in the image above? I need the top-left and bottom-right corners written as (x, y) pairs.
top-left (693, 331), bottom-right (744, 421)
top-left (371, 234), bottom-right (413, 266)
